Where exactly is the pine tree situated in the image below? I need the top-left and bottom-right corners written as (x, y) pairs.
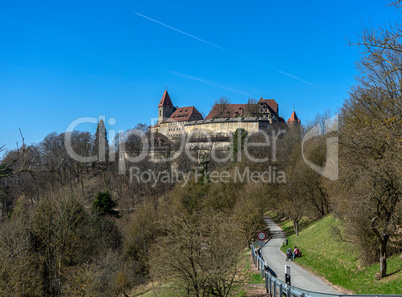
top-left (93, 191), bottom-right (119, 217)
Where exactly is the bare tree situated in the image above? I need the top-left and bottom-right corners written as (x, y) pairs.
top-left (134, 123), bottom-right (149, 134)
top-left (0, 206), bottom-right (42, 296)
top-left (279, 164), bottom-right (310, 236)
top-left (151, 207), bottom-right (244, 297)
top-left (211, 96), bottom-right (231, 118)
top-left (245, 98), bottom-right (259, 117)
top-left (337, 3), bottom-right (402, 278)
top-left (232, 183), bottom-right (267, 247)
top-left (0, 131), bottom-right (57, 178)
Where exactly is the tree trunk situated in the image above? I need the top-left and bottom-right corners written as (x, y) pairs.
top-left (101, 165), bottom-right (108, 192)
top-left (293, 220), bottom-right (299, 236)
top-left (379, 237), bottom-right (388, 278)
top-left (80, 178), bottom-right (85, 198)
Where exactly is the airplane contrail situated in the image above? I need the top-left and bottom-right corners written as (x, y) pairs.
top-left (134, 12), bottom-right (225, 51)
top-left (270, 68), bottom-right (317, 87)
top-left (134, 12), bottom-right (318, 88)
top-left (88, 74), bottom-right (111, 82)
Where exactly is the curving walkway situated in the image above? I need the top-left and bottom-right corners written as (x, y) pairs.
top-left (260, 216), bottom-right (341, 294)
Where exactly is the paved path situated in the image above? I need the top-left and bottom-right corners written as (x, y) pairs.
top-left (260, 216), bottom-right (341, 294)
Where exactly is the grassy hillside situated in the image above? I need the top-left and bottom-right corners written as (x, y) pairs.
top-left (275, 214), bottom-right (401, 294)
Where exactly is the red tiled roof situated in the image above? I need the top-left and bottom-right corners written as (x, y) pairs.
top-left (258, 98), bottom-right (278, 115)
top-left (167, 106), bottom-right (203, 122)
top-left (158, 90), bottom-right (174, 107)
top-left (205, 104), bottom-right (247, 119)
top-left (145, 132), bottom-right (174, 146)
top-left (287, 111), bottom-right (301, 124)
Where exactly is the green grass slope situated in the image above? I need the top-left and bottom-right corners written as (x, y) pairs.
top-left (277, 214), bottom-right (401, 294)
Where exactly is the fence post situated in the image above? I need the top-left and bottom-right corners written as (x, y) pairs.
top-left (269, 276), bottom-right (272, 297)
top-left (273, 280), bottom-right (277, 297)
top-left (279, 284), bottom-right (283, 297)
top-left (260, 260), bottom-right (263, 277)
top-left (263, 261), bottom-right (267, 279)
top-left (265, 271), bottom-right (269, 293)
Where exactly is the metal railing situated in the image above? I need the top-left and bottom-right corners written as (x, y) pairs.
top-left (251, 244), bottom-right (401, 297)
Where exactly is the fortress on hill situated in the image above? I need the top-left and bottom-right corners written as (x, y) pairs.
top-left (150, 90), bottom-right (300, 140)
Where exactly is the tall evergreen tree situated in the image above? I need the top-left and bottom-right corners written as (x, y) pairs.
top-left (94, 119), bottom-right (109, 191)
top-left (93, 119), bottom-right (108, 162)
top-left (231, 128), bottom-right (247, 161)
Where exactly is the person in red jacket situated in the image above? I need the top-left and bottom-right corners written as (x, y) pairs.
top-left (293, 247), bottom-right (301, 260)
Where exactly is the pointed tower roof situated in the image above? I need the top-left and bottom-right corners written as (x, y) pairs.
top-left (287, 111), bottom-right (301, 125)
top-left (158, 90), bottom-right (174, 107)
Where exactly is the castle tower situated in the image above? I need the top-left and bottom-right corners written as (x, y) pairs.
top-left (158, 90), bottom-right (175, 124)
top-left (287, 111), bottom-right (301, 126)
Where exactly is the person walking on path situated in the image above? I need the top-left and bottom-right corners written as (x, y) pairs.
top-left (286, 248), bottom-right (293, 261)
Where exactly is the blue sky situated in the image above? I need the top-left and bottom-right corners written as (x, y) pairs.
top-left (0, 0), bottom-right (399, 153)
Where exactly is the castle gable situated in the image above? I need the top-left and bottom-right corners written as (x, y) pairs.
top-left (145, 131), bottom-right (174, 146)
top-left (205, 104), bottom-right (247, 119)
top-left (167, 106), bottom-right (203, 122)
top-left (258, 98), bottom-right (278, 115)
